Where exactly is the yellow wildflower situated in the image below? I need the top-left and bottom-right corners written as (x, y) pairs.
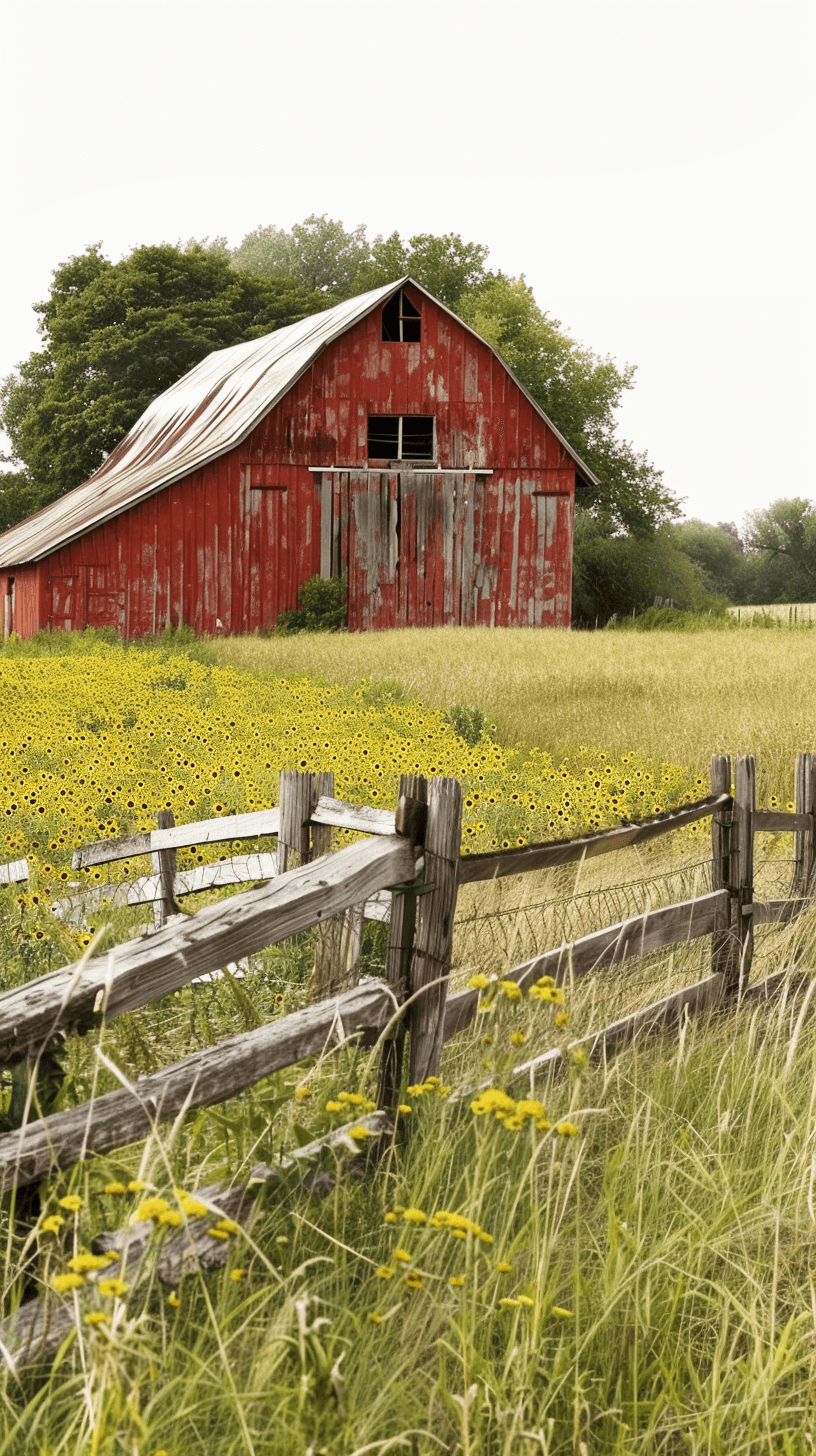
top-left (158, 1209), bottom-right (183, 1227)
top-left (229, 1269), bottom-right (246, 1282)
top-left (133, 1197), bottom-right (170, 1222)
top-left (67, 1253), bottom-right (109, 1274)
top-left (554, 1012), bottom-right (571, 1029)
top-left (325, 1101), bottom-right (343, 1113)
top-left (207, 1228), bottom-right (230, 1241)
top-left (368, 1312), bottom-right (384, 1323)
top-left (57, 1194), bottom-right (82, 1213)
top-left (126, 1180), bottom-right (147, 1193)
top-left (517, 1295), bottom-right (535, 1307)
top-left (467, 974), bottom-right (490, 989)
top-left (499, 980), bottom-right (522, 1000)
top-left (384, 1212), bottom-right (398, 1224)
top-left (168, 1292), bottom-right (181, 1308)
top-left (103, 1182), bottom-right (127, 1195)
top-left (397, 1104), bottom-right (412, 1114)
top-left (516, 1099), bottom-right (546, 1121)
top-left (496, 1261), bottom-right (513, 1273)
top-left (404, 1273), bottom-right (423, 1290)
top-left (52, 1272), bottom-right (85, 1293)
top-left (393, 1248), bottom-right (412, 1264)
top-left (402, 1208), bottom-right (426, 1225)
top-left (98, 1278), bottom-right (128, 1298)
top-left (499, 1297), bottom-right (520, 1308)
top-left (177, 1192), bottom-right (208, 1217)
top-left (348, 1125), bottom-right (374, 1141)
top-left (510, 1030), bottom-right (526, 1047)
top-left (555, 1121), bottom-right (580, 1137)
top-left (552, 1305), bottom-right (573, 1318)
top-left (40, 1214), bottom-right (64, 1234)
top-left (84, 1311), bottom-right (109, 1326)
top-left (449, 1275), bottom-right (465, 1288)
top-left (294, 1085), bottom-right (311, 1100)
top-left (375, 1266), bottom-right (394, 1280)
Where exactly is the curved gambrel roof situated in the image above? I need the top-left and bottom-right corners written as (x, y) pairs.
top-left (0, 277), bottom-right (598, 567)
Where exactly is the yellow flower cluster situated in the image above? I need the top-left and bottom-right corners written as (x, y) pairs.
top-left (0, 649), bottom-right (701, 917)
top-left (470, 1088), bottom-right (553, 1132)
top-left (468, 972), bottom-right (566, 1012)
top-left (405, 1076), bottom-right (451, 1098)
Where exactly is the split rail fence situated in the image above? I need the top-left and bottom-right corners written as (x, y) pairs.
top-left (1, 751), bottom-right (815, 1366)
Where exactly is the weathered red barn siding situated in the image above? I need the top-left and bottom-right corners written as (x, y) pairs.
top-left (4, 285), bottom-right (576, 637)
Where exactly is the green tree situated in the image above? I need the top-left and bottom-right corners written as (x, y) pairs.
top-left (572, 512), bottom-right (716, 624)
top-left (673, 518), bottom-right (748, 600)
top-left (353, 231), bottom-right (491, 309)
top-left (458, 276), bottom-right (676, 533)
top-left (0, 244), bottom-right (327, 520)
top-left (743, 498), bottom-right (816, 600)
top-left (232, 214), bottom-right (369, 296)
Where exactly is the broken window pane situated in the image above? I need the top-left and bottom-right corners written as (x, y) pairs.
top-left (400, 417), bottom-right (434, 458)
top-left (381, 288), bottom-right (421, 342)
top-left (368, 417), bottom-right (400, 457)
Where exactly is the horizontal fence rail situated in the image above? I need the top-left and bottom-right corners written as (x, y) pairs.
top-left (456, 793), bottom-right (732, 884)
top-left (0, 833), bottom-right (415, 1066)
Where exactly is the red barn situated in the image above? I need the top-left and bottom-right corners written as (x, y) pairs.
top-left (0, 278), bottom-right (597, 639)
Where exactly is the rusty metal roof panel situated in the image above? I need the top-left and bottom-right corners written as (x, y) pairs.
top-left (0, 277), bottom-right (598, 568)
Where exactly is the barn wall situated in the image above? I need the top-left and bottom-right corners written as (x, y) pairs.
top-left (0, 563), bottom-right (44, 639)
top-left (29, 287), bottom-right (575, 637)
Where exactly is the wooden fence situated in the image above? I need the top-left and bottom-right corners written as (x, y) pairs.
top-left (1, 752), bottom-right (815, 1367)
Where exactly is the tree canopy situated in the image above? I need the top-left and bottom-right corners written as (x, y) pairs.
top-left (0, 243), bottom-right (327, 517)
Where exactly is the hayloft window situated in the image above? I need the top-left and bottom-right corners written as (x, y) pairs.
top-left (381, 289), bottom-right (421, 342)
top-left (368, 416), bottom-right (435, 460)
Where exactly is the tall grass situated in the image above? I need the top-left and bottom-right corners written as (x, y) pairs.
top-left (215, 627), bottom-right (816, 803)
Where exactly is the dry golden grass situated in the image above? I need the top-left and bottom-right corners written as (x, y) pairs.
top-left (217, 626), bottom-right (816, 802)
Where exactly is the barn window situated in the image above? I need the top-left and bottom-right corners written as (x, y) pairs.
top-left (368, 416), bottom-right (435, 461)
top-left (381, 289), bottom-right (421, 342)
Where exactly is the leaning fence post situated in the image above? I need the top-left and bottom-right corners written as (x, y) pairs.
top-left (710, 754), bottom-right (732, 981)
top-left (310, 771), bottom-right (364, 996)
top-left (377, 774), bottom-right (427, 1108)
top-left (151, 809), bottom-right (180, 930)
top-left (727, 755), bottom-right (755, 996)
top-left (407, 776), bottom-right (462, 1085)
top-left (793, 753), bottom-right (816, 899)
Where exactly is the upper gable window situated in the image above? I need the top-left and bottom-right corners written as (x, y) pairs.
top-left (382, 288), bottom-right (421, 342)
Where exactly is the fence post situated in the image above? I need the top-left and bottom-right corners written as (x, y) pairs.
top-left (276, 770), bottom-right (314, 875)
top-left (151, 809), bottom-right (180, 931)
top-left (310, 771), bottom-right (364, 997)
top-left (727, 755), bottom-right (755, 996)
top-left (710, 754), bottom-right (732, 980)
top-left (407, 776), bottom-right (462, 1085)
top-left (377, 774), bottom-right (427, 1109)
top-left (793, 753), bottom-right (816, 899)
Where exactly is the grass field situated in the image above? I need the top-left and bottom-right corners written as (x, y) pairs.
top-left (2, 626), bottom-right (816, 1455)
top-left (217, 626), bottom-right (816, 804)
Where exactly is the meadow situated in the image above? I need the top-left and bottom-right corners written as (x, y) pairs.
top-left (1, 624), bottom-right (816, 1455)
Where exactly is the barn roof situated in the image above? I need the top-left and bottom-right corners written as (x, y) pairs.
top-left (0, 277), bottom-right (598, 567)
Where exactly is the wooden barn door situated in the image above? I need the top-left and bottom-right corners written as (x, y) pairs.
top-left (329, 470), bottom-right (484, 631)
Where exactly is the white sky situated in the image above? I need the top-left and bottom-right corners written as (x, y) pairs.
top-left (3, 0), bottom-right (813, 527)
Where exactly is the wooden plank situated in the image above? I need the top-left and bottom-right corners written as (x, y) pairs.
top-left (793, 753), bottom-right (816, 897)
top-left (0, 982), bottom-right (394, 1194)
top-left (310, 796), bottom-right (397, 837)
top-left (277, 770), bottom-right (313, 876)
top-left (151, 808), bottom-right (180, 931)
top-left (753, 811), bottom-right (812, 833)
top-left (378, 774), bottom-right (425, 1108)
top-left (408, 777), bottom-right (462, 1083)
top-left (0, 833), bottom-right (417, 1066)
top-left (72, 808), bottom-right (282, 869)
top-left (710, 755), bottom-right (732, 979)
top-left (727, 756), bottom-right (755, 995)
top-left (311, 772), bottom-right (364, 995)
top-left (442, 890), bottom-right (731, 1043)
top-left (52, 854), bottom-right (280, 919)
top-left (744, 899), bottom-right (807, 926)
top-left (0, 1110), bottom-right (392, 1372)
top-left (0, 858), bottom-right (28, 885)
top-left (457, 793), bottom-right (731, 885)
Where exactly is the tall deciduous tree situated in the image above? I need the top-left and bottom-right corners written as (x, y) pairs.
top-left (743, 498), bottom-right (816, 597)
top-left (0, 244), bottom-right (327, 519)
top-left (232, 215), bottom-right (369, 296)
